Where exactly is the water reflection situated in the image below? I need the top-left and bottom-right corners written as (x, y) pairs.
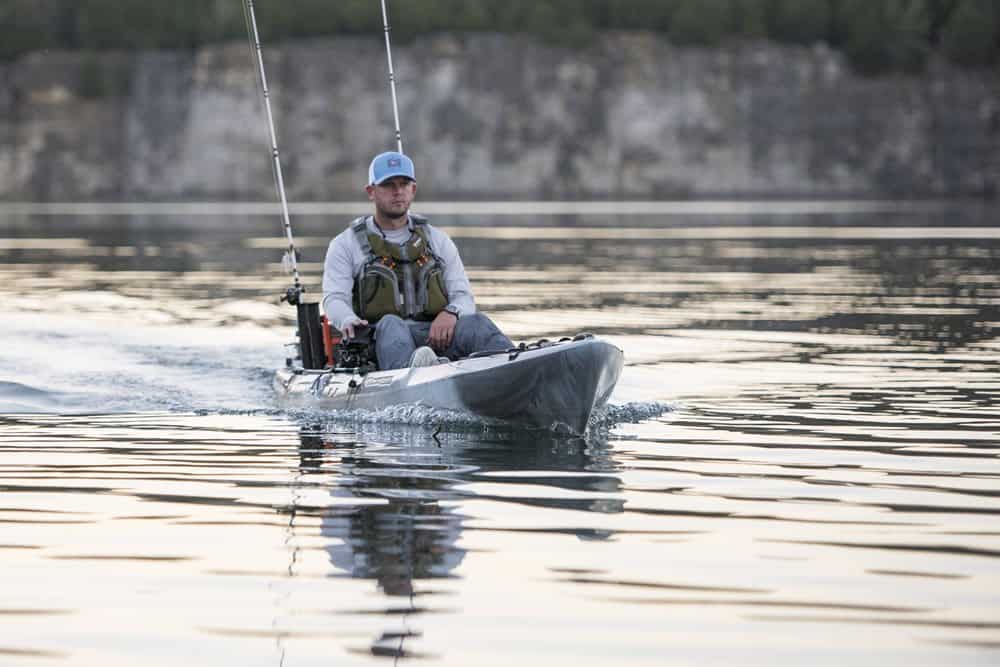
top-left (289, 424), bottom-right (624, 659)
top-left (298, 428), bottom-right (468, 597)
top-left (2, 209), bottom-right (998, 345)
top-left (2, 206), bottom-right (1000, 664)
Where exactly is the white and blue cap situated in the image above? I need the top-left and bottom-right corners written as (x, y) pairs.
top-left (368, 151), bottom-right (415, 186)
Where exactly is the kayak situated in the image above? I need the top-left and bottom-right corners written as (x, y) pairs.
top-left (274, 334), bottom-right (624, 434)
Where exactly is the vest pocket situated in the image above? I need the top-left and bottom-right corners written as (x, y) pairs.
top-left (356, 264), bottom-right (402, 320)
top-left (419, 264), bottom-right (449, 319)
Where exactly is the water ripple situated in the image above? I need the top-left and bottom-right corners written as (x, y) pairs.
top-left (2, 213), bottom-right (999, 664)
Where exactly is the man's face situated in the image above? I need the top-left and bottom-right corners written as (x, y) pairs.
top-left (366, 176), bottom-right (417, 220)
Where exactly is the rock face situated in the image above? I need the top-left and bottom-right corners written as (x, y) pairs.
top-left (1, 33), bottom-right (997, 200)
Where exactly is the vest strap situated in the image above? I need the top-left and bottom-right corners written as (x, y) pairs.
top-left (351, 217), bottom-right (372, 258)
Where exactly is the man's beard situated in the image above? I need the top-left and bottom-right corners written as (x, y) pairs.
top-left (377, 203), bottom-right (409, 221)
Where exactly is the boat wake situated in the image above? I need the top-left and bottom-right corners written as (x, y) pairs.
top-left (0, 314), bottom-right (282, 415)
top-left (0, 380), bottom-right (71, 413)
top-left (0, 314), bottom-right (669, 433)
top-left (590, 400), bottom-right (674, 431)
top-left (283, 399), bottom-right (672, 436)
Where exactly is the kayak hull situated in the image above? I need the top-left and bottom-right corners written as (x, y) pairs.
top-left (274, 337), bottom-right (623, 434)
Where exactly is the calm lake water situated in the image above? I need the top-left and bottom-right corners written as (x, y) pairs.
top-left (1, 203), bottom-right (998, 665)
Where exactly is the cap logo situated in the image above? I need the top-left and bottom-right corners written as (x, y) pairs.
top-left (387, 158), bottom-right (401, 167)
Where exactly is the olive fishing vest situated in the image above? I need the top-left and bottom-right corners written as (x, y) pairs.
top-left (351, 215), bottom-right (450, 322)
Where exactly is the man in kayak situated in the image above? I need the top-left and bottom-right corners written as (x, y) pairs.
top-left (322, 151), bottom-right (513, 369)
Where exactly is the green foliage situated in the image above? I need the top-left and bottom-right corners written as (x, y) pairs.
top-left (841, 0), bottom-right (931, 74)
top-left (73, 0), bottom-right (207, 49)
top-left (606, 0), bottom-right (677, 32)
top-left (200, 0), bottom-right (246, 43)
top-left (924, 0), bottom-right (963, 44)
top-left (490, 1), bottom-right (535, 32)
top-left (336, 0), bottom-right (382, 33)
top-left (670, 0), bottom-right (729, 46)
top-left (767, 0), bottom-right (832, 44)
top-left (0, 0), bottom-right (996, 74)
top-left (452, 1), bottom-right (491, 31)
top-left (728, 0), bottom-right (768, 40)
top-left (524, 3), bottom-right (560, 42)
top-left (0, 0), bottom-right (58, 59)
top-left (940, 0), bottom-right (998, 67)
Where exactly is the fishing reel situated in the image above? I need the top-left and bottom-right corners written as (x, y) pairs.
top-left (335, 325), bottom-right (377, 372)
top-left (280, 285), bottom-right (304, 306)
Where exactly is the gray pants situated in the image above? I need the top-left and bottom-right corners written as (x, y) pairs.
top-left (375, 313), bottom-right (514, 370)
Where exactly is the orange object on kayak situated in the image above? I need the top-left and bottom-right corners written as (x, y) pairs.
top-left (321, 315), bottom-right (341, 367)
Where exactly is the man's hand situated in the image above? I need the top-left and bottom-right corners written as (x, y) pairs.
top-left (342, 318), bottom-right (369, 340)
top-left (428, 310), bottom-right (458, 352)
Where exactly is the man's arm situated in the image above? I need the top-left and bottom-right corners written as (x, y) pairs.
top-left (429, 227), bottom-right (476, 316)
top-left (321, 232), bottom-right (366, 335)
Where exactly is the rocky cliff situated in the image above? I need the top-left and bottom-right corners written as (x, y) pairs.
top-left (1, 33), bottom-right (997, 200)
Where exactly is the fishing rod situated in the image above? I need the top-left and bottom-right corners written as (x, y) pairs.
top-left (379, 0), bottom-right (404, 153)
top-left (242, 0), bottom-right (303, 302)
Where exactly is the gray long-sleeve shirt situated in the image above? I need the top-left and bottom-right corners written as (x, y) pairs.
top-left (321, 215), bottom-right (476, 331)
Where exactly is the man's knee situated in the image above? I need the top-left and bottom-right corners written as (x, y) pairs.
top-left (373, 315), bottom-right (414, 370)
top-left (455, 312), bottom-right (489, 332)
top-left (454, 312), bottom-right (512, 352)
top-left (376, 314), bottom-right (406, 335)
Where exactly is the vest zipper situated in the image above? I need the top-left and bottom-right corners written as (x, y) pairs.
top-left (402, 261), bottom-right (416, 318)
top-left (417, 263), bottom-right (428, 312)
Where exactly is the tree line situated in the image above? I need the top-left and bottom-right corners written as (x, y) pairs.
top-left (2, 0), bottom-right (997, 74)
